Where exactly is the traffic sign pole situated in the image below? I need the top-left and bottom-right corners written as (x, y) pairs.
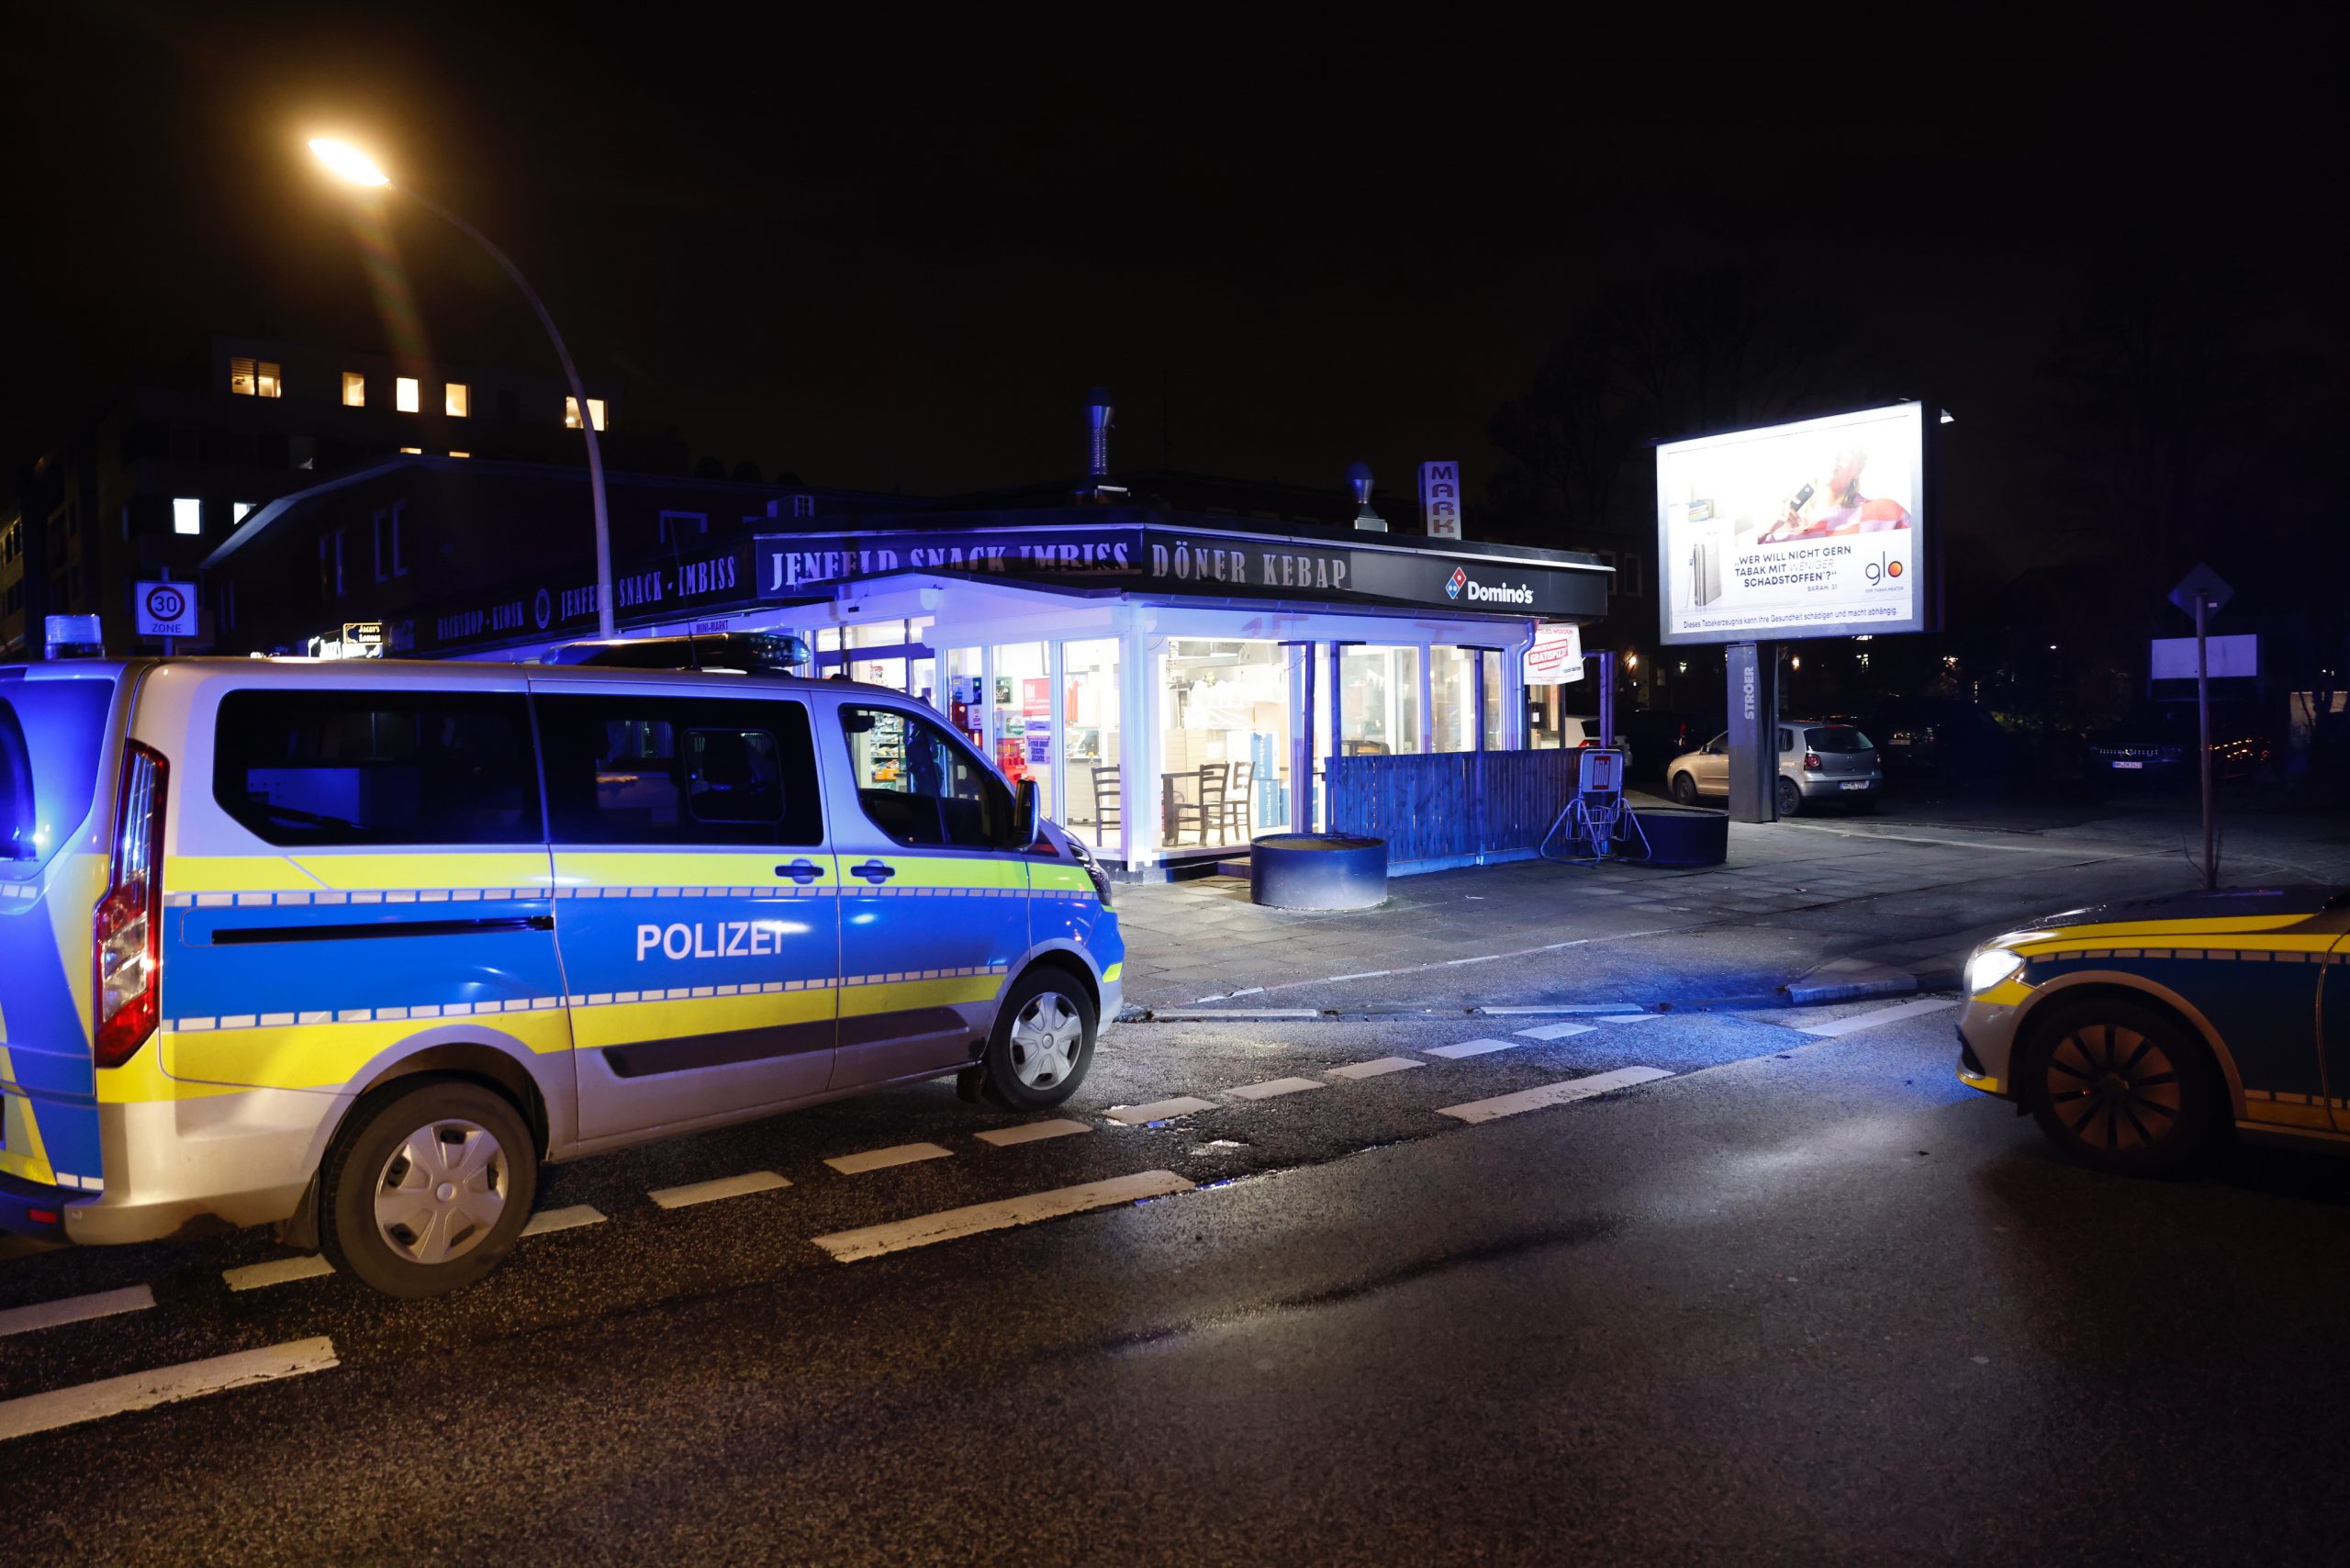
top-left (2198, 591), bottom-right (2214, 890)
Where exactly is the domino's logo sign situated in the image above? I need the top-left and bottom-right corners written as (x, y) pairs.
top-left (1446, 566), bottom-right (1468, 599)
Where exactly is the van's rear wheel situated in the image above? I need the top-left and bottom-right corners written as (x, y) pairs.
top-left (983, 968), bottom-right (1097, 1109)
top-left (321, 1080), bottom-right (537, 1297)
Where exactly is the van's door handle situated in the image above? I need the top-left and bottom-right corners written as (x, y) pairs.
top-left (775, 859), bottom-right (823, 885)
top-left (849, 859), bottom-right (898, 884)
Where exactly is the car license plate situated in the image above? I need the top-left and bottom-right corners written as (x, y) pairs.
top-left (2113, 760), bottom-right (2143, 770)
top-left (1839, 780), bottom-right (1870, 790)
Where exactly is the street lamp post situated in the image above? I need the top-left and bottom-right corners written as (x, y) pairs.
top-left (308, 139), bottom-right (615, 636)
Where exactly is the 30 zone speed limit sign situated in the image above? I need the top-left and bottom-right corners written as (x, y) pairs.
top-left (134, 579), bottom-right (198, 639)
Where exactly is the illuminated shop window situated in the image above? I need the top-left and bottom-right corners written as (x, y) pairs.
top-left (395, 376), bottom-right (420, 413)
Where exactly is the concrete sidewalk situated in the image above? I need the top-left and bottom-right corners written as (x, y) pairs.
top-left (1112, 814), bottom-right (2192, 1013)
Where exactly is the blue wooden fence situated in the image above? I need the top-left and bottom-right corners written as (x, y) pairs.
top-left (1324, 749), bottom-right (1579, 867)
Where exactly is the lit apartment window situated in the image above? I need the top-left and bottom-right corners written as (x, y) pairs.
top-left (396, 376), bottom-right (420, 413)
top-left (444, 382), bottom-right (470, 417)
top-left (173, 498), bottom-right (202, 536)
top-left (448, 451), bottom-right (470, 459)
top-left (400, 446), bottom-right (422, 455)
top-left (229, 357), bottom-right (282, 398)
top-left (564, 397), bottom-right (608, 431)
top-left (231, 502), bottom-right (254, 524)
top-left (341, 372), bottom-right (366, 408)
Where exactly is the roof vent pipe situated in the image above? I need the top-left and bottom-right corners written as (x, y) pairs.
top-left (1347, 462), bottom-right (1387, 532)
top-left (1087, 387), bottom-right (1113, 478)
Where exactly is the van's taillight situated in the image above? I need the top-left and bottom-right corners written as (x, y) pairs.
top-left (94, 741), bottom-right (167, 1070)
top-left (1803, 751), bottom-right (1823, 771)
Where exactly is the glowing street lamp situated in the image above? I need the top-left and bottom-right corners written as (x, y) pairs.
top-left (308, 138), bottom-right (615, 636)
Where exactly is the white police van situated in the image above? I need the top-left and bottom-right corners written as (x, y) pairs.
top-left (0, 634), bottom-right (1122, 1295)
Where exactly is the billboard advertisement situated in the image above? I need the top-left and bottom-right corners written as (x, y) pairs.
top-left (1655, 402), bottom-right (1927, 644)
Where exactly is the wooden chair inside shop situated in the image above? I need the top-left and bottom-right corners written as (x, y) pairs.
top-left (1089, 766), bottom-right (1122, 841)
top-left (1221, 760), bottom-right (1254, 842)
top-left (1173, 763), bottom-right (1230, 846)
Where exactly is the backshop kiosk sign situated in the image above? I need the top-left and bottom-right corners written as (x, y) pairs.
top-left (753, 523), bottom-right (1606, 620)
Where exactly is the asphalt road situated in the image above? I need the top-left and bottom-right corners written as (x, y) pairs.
top-left (9, 992), bottom-right (2350, 1565)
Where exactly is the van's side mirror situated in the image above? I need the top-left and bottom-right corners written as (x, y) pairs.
top-left (1013, 778), bottom-right (1042, 848)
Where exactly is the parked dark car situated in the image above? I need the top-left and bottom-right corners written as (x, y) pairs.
top-left (1623, 709), bottom-right (1698, 780)
top-left (2085, 702), bottom-right (2269, 786)
top-left (1868, 697), bottom-right (2014, 781)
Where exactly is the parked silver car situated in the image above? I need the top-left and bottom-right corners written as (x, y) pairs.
top-left (1664, 721), bottom-right (1883, 815)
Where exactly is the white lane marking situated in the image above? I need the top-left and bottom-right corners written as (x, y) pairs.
top-left (1438, 1065), bottom-right (1674, 1125)
top-left (975, 1118), bottom-right (1092, 1147)
top-left (1593, 1013), bottom-right (1666, 1024)
top-left (521, 1204), bottom-right (607, 1237)
top-left (1327, 1057), bottom-right (1427, 1081)
top-left (648, 1170), bottom-right (791, 1208)
top-left (0, 1336), bottom-right (340, 1443)
top-left (1796, 995), bottom-right (1962, 1037)
top-left (0, 1284), bottom-right (155, 1339)
top-left (811, 1171), bottom-right (1195, 1262)
top-left (1105, 1096), bottom-right (1217, 1126)
top-left (822, 1143), bottom-right (954, 1177)
top-left (1425, 1038), bottom-right (1522, 1060)
top-left (1326, 970), bottom-right (1391, 982)
top-left (1225, 1076), bottom-right (1327, 1102)
top-left (1513, 1021), bottom-right (1596, 1042)
top-left (221, 1255), bottom-right (333, 1293)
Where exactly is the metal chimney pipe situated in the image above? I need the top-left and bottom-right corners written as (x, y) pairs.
top-left (1346, 461), bottom-right (1387, 532)
top-left (1087, 387), bottom-right (1113, 478)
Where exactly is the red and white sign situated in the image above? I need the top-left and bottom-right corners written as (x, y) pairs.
top-left (1523, 624), bottom-right (1583, 685)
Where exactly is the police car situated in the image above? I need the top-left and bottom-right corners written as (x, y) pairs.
top-left (1956, 886), bottom-right (2350, 1173)
top-left (0, 638), bottom-right (1122, 1295)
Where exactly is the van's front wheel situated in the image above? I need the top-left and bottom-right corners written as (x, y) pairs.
top-left (321, 1080), bottom-right (538, 1297)
top-left (984, 969), bottom-right (1097, 1109)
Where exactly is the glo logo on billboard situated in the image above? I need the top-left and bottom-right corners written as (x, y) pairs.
top-left (1446, 566), bottom-right (1468, 599)
top-left (1863, 554), bottom-right (1905, 587)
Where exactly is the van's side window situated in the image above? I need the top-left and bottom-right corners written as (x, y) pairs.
top-left (214, 690), bottom-right (541, 846)
top-left (538, 695), bottom-right (822, 846)
top-left (841, 704), bottom-right (1008, 850)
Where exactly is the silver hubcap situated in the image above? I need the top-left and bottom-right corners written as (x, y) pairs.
top-left (1009, 991), bottom-right (1084, 1090)
top-left (373, 1118), bottom-right (508, 1266)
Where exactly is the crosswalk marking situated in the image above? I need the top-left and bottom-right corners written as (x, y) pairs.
top-left (1426, 1038), bottom-right (1521, 1060)
top-left (520, 1204), bottom-right (607, 1238)
top-left (1105, 1096), bottom-right (1216, 1126)
top-left (811, 1170), bottom-right (1195, 1262)
top-left (1513, 1021), bottom-right (1595, 1042)
top-left (648, 1170), bottom-right (791, 1208)
top-left (221, 1255), bottom-right (333, 1293)
top-left (1438, 1065), bottom-right (1673, 1125)
top-left (0, 1284), bottom-right (154, 1340)
top-left (0, 1336), bottom-right (341, 1443)
top-left (1796, 995), bottom-right (1960, 1037)
top-left (823, 1143), bottom-right (954, 1176)
top-left (1226, 1077), bottom-right (1327, 1101)
top-left (975, 1119), bottom-right (1092, 1148)
top-left (1327, 1057), bottom-right (1425, 1081)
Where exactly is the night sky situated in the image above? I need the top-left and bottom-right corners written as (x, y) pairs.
top-left (6, 6), bottom-right (2343, 576)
